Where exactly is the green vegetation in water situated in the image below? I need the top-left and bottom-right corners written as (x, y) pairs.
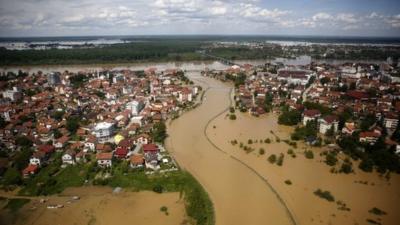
top-left (278, 110), bottom-right (301, 126)
top-left (160, 206), bottom-right (169, 216)
top-left (369, 207), bottom-right (387, 216)
top-left (314, 189), bottom-right (335, 202)
top-left (325, 151), bottom-right (338, 166)
top-left (336, 201), bottom-right (351, 211)
top-left (268, 154), bottom-right (277, 164)
top-left (304, 150), bottom-right (314, 159)
top-left (277, 153), bottom-right (284, 166)
top-left (284, 180), bottom-right (292, 185)
top-left (366, 218), bottom-right (381, 225)
top-left (287, 149), bottom-right (296, 158)
top-left (4, 198), bottom-right (30, 213)
top-left (339, 159), bottom-right (353, 174)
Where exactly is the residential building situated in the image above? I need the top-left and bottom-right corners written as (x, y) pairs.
top-left (93, 122), bottom-right (114, 142)
top-left (303, 109), bottom-right (321, 125)
top-left (96, 152), bottom-right (113, 167)
top-left (319, 115), bottom-right (339, 134)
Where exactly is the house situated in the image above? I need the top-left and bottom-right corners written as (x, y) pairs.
top-left (62, 149), bottom-right (76, 165)
top-left (130, 154), bottom-right (144, 168)
top-left (303, 109), bottom-right (321, 125)
top-left (22, 164), bottom-right (38, 177)
top-left (84, 135), bottom-right (96, 152)
top-left (38, 144), bottom-right (55, 155)
top-left (54, 135), bottom-right (69, 149)
top-left (96, 152), bottom-right (113, 167)
top-left (359, 131), bottom-right (381, 144)
top-left (118, 138), bottom-right (133, 151)
top-left (383, 113), bottom-right (399, 135)
top-left (114, 147), bottom-right (128, 159)
top-left (30, 151), bottom-right (46, 166)
top-left (342, 122), bottom-right (356, 135)
top-left (133, 134), bottom-right (151, 145)
top-left (143, 144), bottom-right (160, 170)
top-left (178, 88), bottom-right (193, 102)
top-left (93, 122), bottom-right (114, 142)
top-left (319, 115), bottom-right (339, 134)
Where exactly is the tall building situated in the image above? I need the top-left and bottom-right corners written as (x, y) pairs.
top-left (47, 72), bottom-right (61, 86)
top-left (126, 100), bottom-right (144, 116)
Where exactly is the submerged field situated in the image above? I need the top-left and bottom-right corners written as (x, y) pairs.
top-left (0, 187), bottom-right (186, 225)
top-left (207, 111), bottom-right (400, 225)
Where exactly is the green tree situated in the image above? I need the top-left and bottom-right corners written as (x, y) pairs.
top-left (15, 136), bottom-right (32, 147)
top-left (3, 167), bottom-right (22, 186)
top-left (152, 122), bottom-right (167, 143)
top-left (66, 116), bottom-right (80, 133)
top-left (14, 148), bottom-right (32, 170)
top-left (278, 110), bottom-right (301, 125)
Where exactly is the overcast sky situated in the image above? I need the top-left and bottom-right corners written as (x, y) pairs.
top-left (0, 0), bottom-right (399, 37)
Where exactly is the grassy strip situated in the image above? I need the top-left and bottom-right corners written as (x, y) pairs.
top-left (183, 171), bottom-right (215, 225)
top-left (4, 199), bottom-right (30, 213)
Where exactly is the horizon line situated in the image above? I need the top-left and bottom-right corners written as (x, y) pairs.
top-left (0, 34), bottom-right (400, 39)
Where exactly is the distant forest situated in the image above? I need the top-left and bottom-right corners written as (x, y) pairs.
top-left (0, 40), bottom-right (208, 65)
top-left (1, 36), bottom-right (400, 65)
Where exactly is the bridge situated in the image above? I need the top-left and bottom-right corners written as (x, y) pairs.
top-left (197, 51), bottom-right (242, 67)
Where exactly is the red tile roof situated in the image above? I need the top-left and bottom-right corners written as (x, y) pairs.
top-left (23, 164), bottom-right (38, 175)
top-left (96, 152), bottom-right (113, 160)
top-left (304, 109), bottom-right (321, 117)
top-left (143, 144), bottom-right (158, 152)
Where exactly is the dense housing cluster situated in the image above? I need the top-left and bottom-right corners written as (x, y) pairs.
top-left (0, 68), bottom-right (200, 185)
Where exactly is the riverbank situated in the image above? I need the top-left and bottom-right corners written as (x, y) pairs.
top-left (0, 60), bottom-right (229, 74)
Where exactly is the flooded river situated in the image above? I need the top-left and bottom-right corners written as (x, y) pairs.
top-left (166, 72), bottom-right (294, 225)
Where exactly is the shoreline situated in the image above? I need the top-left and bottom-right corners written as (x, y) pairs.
top-left (0, 57), bottom-right (388, 71)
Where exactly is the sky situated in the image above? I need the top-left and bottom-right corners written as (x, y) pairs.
top-left (0, 0), bottom-right (399, 37)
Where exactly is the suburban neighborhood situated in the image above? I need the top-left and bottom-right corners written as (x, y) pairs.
top-left (0, 68), bottom-right (199, 183)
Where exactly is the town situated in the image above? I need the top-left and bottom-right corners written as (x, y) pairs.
top-left (0, 68), bottom-right (200, 189)
top-left (203, 59), bottom-right (400, 174)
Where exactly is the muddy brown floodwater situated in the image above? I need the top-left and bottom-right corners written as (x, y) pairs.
top-left (166, 72), bottom-right (295, 225)
top-left (167, 71), bottom-right (400, 225)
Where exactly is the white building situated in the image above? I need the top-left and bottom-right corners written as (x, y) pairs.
top-left (93, 122), bottom-right (114, 142)
top-left (318, 115), bottom-right (339, 134)
top-left (96, 152), bottom-right (113, 167)
top-left (178, 88), bottom-right (193, 102)
top-left (62, 150), bottom-right (76, 165)
top-left (303, 109), bottom-right (321, 126)
top-left (131, 116), bottom-right (144, 127)
top-left (2, 87), bottom-right (22, 102)
top-left (126, 100), bottom-right (144, 116)
top-left (383, 113), bottom-right (399, 134)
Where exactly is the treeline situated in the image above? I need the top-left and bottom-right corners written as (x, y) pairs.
top-left (206, 46), bottom-right (285, 60)
top-left (0, 40), bottom-right (205, 65)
